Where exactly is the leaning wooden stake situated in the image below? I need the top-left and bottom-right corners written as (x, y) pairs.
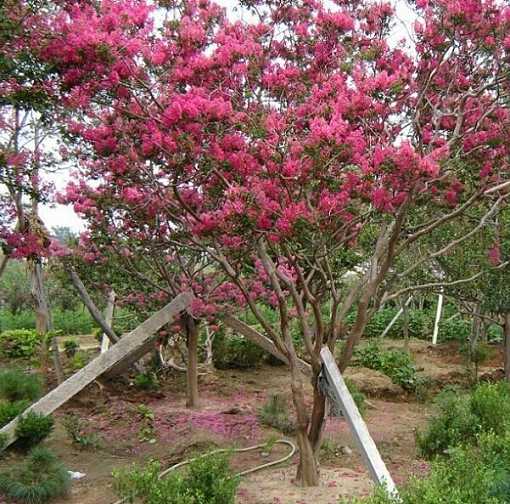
top-left (100, 290), bottom-right (116, 354)
top-left (320, 347), bottom-right (398, 497)
top-left (0, 292), bottom-right (192, 449)
top-left (67, 266), bottom-right (119, 344)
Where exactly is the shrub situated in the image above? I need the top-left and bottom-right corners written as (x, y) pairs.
top-left (258, 394), bottom-right (295, 434)
top-left (0, 400), bottom-right (30, 428)
top-left (0, 329), bottom-right (41, 358)
top-left (70, 351), bottom-right (89, 371)
top-left (354, 342), bottom-right (419, 391)
top-left (0, 369), bottom-right (43, 402)
top-left (62, 413), bottom-right (101, 450)
top-left (345, 378), bottom-right (367, 416)
top-left (0, 433), bottom-right (7, 453)
top-left (113, 452), bottom-right (239, 504)
top-left (63, 339), bottom-right (79, 358)
top-left (0, 447), bottom-right (70, 504)
top-left (416, 382), bottom-right (510, 459)
top-left (134, 372), bottom-right (160, 391)
top-left (212, 331), bottom-right (266, 369)
top-left (343, 434), bottom-right (510, 504)
top-left (15, 412), bottom-right (54, 450)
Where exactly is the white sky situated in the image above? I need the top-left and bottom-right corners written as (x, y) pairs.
top-left (40, 0), bottom-right (415, 234)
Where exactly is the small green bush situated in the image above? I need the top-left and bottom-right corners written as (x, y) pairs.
top-left (113, 452), bottom-right (239, 504)
top-left (354, 342), bottom-right (419, 391)
top-left (0, 400), bottom-right (30, 428)
top-left (345, 378), bottom-right (367, 416)
top-left (70, 351), bottom-right (89, 371)
top-left (134, 372), bottom-right (160, 391)
top-left (212, 332), bottom-right (266, 369)
top-left (63, 339), bottom-right (79, 358)
top-left (0, 433), bottom-right (7, 453)
top-left (343, 433), bottom-right (510, 504)
top-left (62, 413), bottom-right (101, 450)
top-left (258, 394), bottom-right (295, 434)
top-left (15, 412), bottom-right (54, 450)
top-left (0, 329), bottom-right (41, 358)
top-left (416, 382), bottom-right (510, 459)
top-left (0, 447), bottom-right (70, 504)
top-left (0, 369), bottom-right (43, 402)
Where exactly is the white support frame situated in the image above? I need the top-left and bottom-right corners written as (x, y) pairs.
top-left (320, 347), bottom-right (398, 497)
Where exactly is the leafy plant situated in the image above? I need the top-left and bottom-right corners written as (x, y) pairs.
top-left (343, 433), bottom-right (510, 504)
top-left (416, 382), bottom-right (510, 459)
top-left (0, 400), bottom-right (30, 428)
top-left (0, 447), bottom-right (70, 504)
top-left (354, 342), bottom-right (419, 391)
top-left (258, 394), bottom-right (295, 434)
top-left (62, 413), bottom-right (101, 450)
top-left (212, 331), bottom-right (266, 369)
top-left (15, 412), bottom-right (54, 450)
top-left (137, 404), bottom-right (156, 443)
top-left (0, 369), bottom-right (43, 402)
top-left (134, 372), bottom-right (160, 391)
top-left (113, 452), bottom-right (239, 504)
top-left (63, 339), bottom-right (79, 358)
top-left (345, 378), bottom-right (367, 416)
top-left (70, 351), bottom-right (89, 371)
top-left (0, 432), bottom-right (8, 453)
top-left (0, 329), bottom-right (41, 358)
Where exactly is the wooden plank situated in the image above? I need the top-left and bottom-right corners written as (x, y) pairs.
top-left (320, 347), bottom-right (398, 496)
top-left (0, 292), bottom-right (192, 449)
top-left (223, 315), bottom-right (311, 376)
top-left (67, 267), bottom-right (119, 344)
top-left (100, 290), bottom-right (116, 353)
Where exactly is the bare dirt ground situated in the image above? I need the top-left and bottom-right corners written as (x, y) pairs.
top-left (0, 338), bottom-right (503, 504)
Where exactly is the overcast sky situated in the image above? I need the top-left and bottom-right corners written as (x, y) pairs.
top-left (39, 0), bottom-right (415, 234)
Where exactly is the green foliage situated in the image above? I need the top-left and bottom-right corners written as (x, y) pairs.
top-left (15, 412), bottom-right (54, 450)
top-left (0, 329), bottom-right (41, 358)
top-left (354, 342), bottom-right (419, 391)
top-left (70, 351), bottom-right (89, 371)
top-left (0, 432), bottom-right (7, 453)
top-left (345, 378), bottom-right (367, 416)
top-left (343, 433), bottom-right (510, 504)
top-left (63, 339), bottom-right (79, 358)
top-left (438, 317), bottom-right (471, 342)
top-left (0, 447), bottom-right (70, 504)
top-left (62, 413), bottom-right (101, 450)
top-left (0, 400), bottom-right (29, 428)
top-left (0, 369), bottom-right (43, 402)
top-left (416, 382), bottom-right (510, 459)
top-left (113, 453), bottom-right (240, 504)
top-left (258, 394), bottom-right (295, 434)
top-left (134, 372), bottom-right (160, 391)
top-left (0, 309), bottom-right (97, 335)
top-left (212, 331), bottom-right (266, 369)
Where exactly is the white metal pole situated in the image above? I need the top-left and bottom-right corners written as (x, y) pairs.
top-left (381, 296), bottom-right (413, 338)
top-left (432, 293), bottom-right (444, 345)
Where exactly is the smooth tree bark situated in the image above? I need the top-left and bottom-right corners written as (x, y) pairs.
top-left (184, 314), bottom-right (200, 408)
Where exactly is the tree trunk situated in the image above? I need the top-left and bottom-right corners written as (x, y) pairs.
top-left (504, 313), bottom-right (510, 382)
top-left (185, 315), bottom-right (200, 409)
top-left (204, 325), bottom-right (215, 368)
top-left (307, 378), bottom-right (327, 456)
top-left (32, 261), bottom-right (64, 384)
top-left (290, 366), bottom-right (319, 486)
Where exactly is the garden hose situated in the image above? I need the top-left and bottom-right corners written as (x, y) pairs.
top-left (111, 439), bottom-right (296, 504)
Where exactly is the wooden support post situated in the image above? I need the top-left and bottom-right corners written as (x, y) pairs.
top-left (223, 315), bottom-right (311, 376)
top-left (432, 293), bottom-right (444, 345)
top-left (320, 347), bottom-right (398, 497)
top-left (100, 290), bottom-right (116, 354)
top-left (67, 267), bottom-right (119, 344)
top-left (381, 296), bottom-right (412, 339)
top-left (0, 292), bottom-right (192, 449)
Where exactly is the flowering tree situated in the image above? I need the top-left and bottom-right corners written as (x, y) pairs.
top-left (32, 0), bottom-right (510, 485)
